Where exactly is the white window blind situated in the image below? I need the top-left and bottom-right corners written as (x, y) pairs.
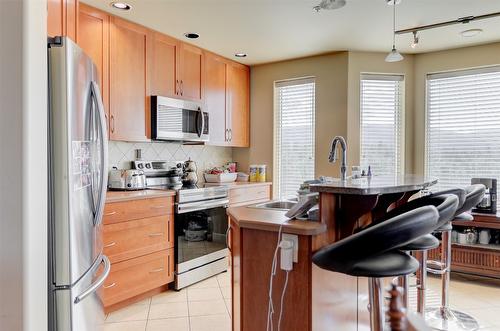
top-left (426, 66), bottom-right (500, 189)
top-left (274, 78), bottom-right (315, 199)
top-left (360, 74), bottom-right (404, 177)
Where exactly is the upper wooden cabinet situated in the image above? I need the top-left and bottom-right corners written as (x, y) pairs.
top-left (151, 32), bottom-right (179, 98)
top-left (226, 63), bottom-right (250, 147)
top-left (109, 17), bottom-right (149, 141)
top-left (77, 4), bottom-right (110, 134)
top-left (47, 0), bottom-right (77, 40)
top-left (205, 53), bottom-right (228, 146)
top-left (179, 43), bottom-right (204, 101)
top-left (205, 53), bottom-right (250, 147)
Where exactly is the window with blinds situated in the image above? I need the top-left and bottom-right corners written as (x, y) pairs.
top-left (274, 78), bottom-right (315, 199)
top-left (426, 66), bottom-right (500, 189)
top-left (360, 74), bottom-right (404, 177)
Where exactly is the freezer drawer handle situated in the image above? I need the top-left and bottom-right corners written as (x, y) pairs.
top-left (149, 268), bottom-right (164, 274)
top-left (74, 255), bottom-right (111, 304)
top-left (103, 282), bottom-right (116, 289)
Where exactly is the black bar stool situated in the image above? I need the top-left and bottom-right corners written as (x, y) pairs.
top-left (426, 184), bottom-right (485, 331)
top-left (313, 206), bottom-right (440, 331)
top-left (378, 194), bottom-right (459, 313)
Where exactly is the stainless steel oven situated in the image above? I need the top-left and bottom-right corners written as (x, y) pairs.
top-left (151, 95), bottom-right (209, 142)
top-left (174, 186), bottom-right (229, 289)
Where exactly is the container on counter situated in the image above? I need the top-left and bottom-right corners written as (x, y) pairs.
top-left (236, 172), bottom-right (249, 182)
top-left (257, 165), bottom-right (267, 182)
top-left (249, 165), bottom-right (258, 182)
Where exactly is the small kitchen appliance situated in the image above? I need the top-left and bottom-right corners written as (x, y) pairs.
top-left (471, 178), bottom-right (497, 214)
top-left (132, 160), bottom-right (183, 190)
top-left (108, 168), bottom-right (147, 190)
top-left (151, 96), bottom-right (209, 142)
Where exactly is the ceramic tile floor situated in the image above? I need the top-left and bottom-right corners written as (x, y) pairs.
top-left (104, 271), bottom-right (231, 331)
top-left (105, 271), bottom-right (500, 331)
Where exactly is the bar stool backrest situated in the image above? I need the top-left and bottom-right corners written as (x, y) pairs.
top-left (382, 194), bottom-right (459, 230)
top-left (455, 184), bottom-right (486, 216)
top-left (313, 206), bottom-right (439, 270)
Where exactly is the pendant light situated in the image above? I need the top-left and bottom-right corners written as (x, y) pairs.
top-left (385, 0), bottom-right (403, 62)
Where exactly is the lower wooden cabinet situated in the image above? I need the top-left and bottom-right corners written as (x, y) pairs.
top-left (102, 249), bottom-right (174, 307)
top-left (229, 183), bottom-right (272, 207)
top-left (104, 215), bottom-right (174, 264)
top-left (102, 194), bottom-right (175, 310)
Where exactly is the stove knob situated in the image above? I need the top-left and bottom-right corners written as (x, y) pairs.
top-left (145, 163), bottom-right (152, 169)
top-left (137, 163), bottom-right (144, 169)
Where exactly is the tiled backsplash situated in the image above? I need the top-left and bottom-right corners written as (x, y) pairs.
top-left (108, 141), bottom-right (233, 181)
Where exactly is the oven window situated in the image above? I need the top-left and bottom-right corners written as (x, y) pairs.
top-left (175, 206), bottom-right (228, 264)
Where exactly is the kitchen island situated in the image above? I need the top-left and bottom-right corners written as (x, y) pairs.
top-left (227, 175), bottom-right (437, 331)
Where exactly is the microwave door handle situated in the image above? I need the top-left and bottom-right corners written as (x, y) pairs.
top-left (199, 107), bottom-right (205, 137)
top-left (74, 255), bottom-right (111, 304)
top-left (91, 81), bottom-right (108, 226)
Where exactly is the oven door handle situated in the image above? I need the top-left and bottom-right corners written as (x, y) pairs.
top-left (176, 198), bottom-right (229, 214)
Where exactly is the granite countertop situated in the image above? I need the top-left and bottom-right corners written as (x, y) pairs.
top-left (309, 174), bottom-right (438, 195)
top-left (227, 206), bottom-right (326, 236)
top-left (106, 189), bottom-right (176, 203)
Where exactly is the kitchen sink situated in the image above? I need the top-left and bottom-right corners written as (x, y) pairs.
top-left (251, 200), bottom-right (298, 211)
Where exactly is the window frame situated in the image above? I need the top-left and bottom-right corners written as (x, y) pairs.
top-left (359, 73), bottom-right (406, 177)
top-left (273, 76), bottom-right (316, 199)
top-left (424, 65), bottom-right (500, 188)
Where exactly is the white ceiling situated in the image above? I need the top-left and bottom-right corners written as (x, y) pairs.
top-left (82, 0), bottom-right (500, 65)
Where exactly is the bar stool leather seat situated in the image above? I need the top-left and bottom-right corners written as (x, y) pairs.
top-left (313, 206), bottom-right (440, 331)
top-left (401, 234), bottom-right (439, 251)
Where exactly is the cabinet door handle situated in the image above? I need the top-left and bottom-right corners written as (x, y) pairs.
top-left (180, 80), bottom-right (183, 96)
top-left (104, 241), bottom-right (116, 248)
top-left (176, 79), bottom-right (179, 95)
top-left (110, 115), bottom-right (115, 133)
top-left (150, 268), bottom-right (164, 274)
top-left (226, 226), bottom-right (232, 252)
top-left (148, 232), bottom-right (163, 237)
top-left (229, 129), bottom-right (232, 142)
top-left (103, 282), bottom-right (116, 289)
top-left (105, 211), bottom-right (117, 216)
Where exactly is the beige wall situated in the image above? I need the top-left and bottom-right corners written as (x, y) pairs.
top-left (233, 52), bottom-right (349, 188)
top-left (347, 51), bottom-right (415, 173)
top-left (234, 42), bottom-right (500, 191)
top-left (413, 42), bottom-right (500, 175)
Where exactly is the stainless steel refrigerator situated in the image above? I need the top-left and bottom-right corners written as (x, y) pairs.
top-left (48, 37), bottom-right (110, 331)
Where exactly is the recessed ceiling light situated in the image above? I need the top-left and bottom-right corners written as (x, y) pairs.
top-left (234, 53), bottom-right (247, 58)
top-left (110, 2), bottom-right (131, 10)
top-left (460, 28), bottom-right (483, 37)
top-left (183, 33), bottom-right (200, 39)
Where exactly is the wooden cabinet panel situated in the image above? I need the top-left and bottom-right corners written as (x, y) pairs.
top-left (230, 219), bottom-right (241, 331)
top-left (104, 215), bottom-right (174, 263)
top-left (205, 53), bottom-right (228, 146)
top-left (102, 249), bottom-right (174, 307)
top-left (103, 196), bottom-right (173, 224)
top-left (179, 43), bottom-right (204, 101)
top-left (47, 0), bottom-right (77, 40)
top-left (109, 17), bottom-right (149, 141)
top-left (151, 32), bottom-right (179, 98)
top-left (77, 4), bottom-right (109, 133)
top-left (227, 63), bottom-right (250, 147)
top-left (229, 184), bottom-right (271, 206)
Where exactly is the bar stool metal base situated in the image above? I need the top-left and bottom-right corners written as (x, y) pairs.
top-left (425, 307), bottom-right (480, 331)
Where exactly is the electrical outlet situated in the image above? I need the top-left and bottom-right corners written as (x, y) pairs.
top-left (281, 233), bottom-right (298, 263)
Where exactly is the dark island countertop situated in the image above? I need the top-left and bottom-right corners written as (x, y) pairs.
top-left (309, 174), bottom-right (437, 195)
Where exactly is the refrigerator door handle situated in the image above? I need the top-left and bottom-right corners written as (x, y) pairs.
top-left (74, 255), bottom-right (111, 304)
top-left (90, 81), bottom-right (109, 226)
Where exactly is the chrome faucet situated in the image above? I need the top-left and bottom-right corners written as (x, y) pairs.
top-left (329, 136), bottom-right (347, 181)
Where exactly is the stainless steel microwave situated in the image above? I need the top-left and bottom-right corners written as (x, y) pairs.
top-left (151, 96), bottom-right (209, 142)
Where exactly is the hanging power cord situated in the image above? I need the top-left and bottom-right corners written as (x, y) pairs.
top-left (277, 270), bottom-right (290, 331)
top-left (266, 223), bottom-right (284, 331)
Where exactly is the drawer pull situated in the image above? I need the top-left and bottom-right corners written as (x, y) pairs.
top-left (149, 268), bottom-right (164, 273)
top-left (104, 242), bottom-right (116, 248)
top-left (103, 282), bottom-right (116, 289)
top-left (105, 211), bottom-right (117, 216)
top-left (151, 205), bottom-right (166, 209)
top-left (148, 232), bottom-right (163, 237)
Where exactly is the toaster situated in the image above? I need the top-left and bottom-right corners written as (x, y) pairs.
top-left (108, 168), bottom-right (147, 190)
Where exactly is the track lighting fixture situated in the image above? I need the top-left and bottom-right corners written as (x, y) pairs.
top-left (410, 31), bottom-right (419, 48)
